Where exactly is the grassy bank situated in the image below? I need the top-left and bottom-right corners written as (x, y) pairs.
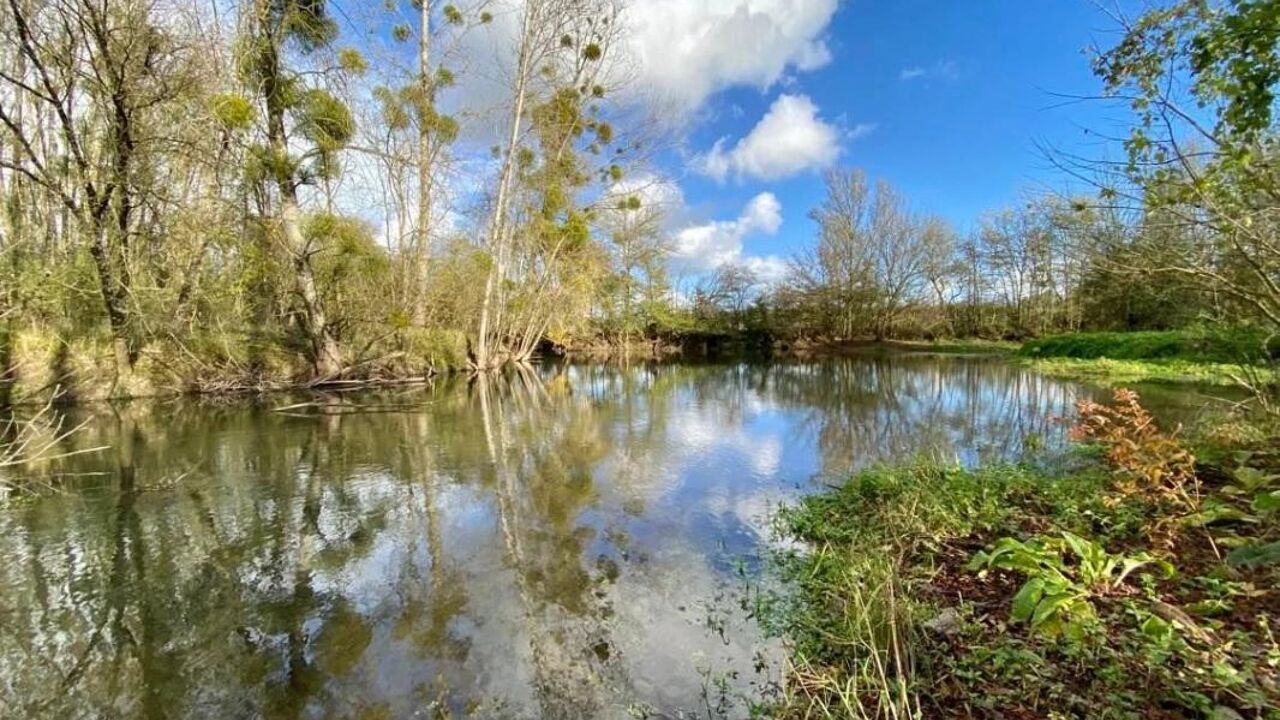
top-left (1017, 329), bottom-right (1277, 387)
top-left (1019, 329), bottom-right (1276, 365)
top-left (765, 398), bottom-right (1280, 718)
top-left (1025, 357), bottom-right (1254, 386)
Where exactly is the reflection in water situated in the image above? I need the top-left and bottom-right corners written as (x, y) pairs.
top-left (0, 357), bottom-right (1158, 718)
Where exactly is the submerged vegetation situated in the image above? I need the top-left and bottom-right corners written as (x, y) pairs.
top-left (767, 392), bottom-right (1280, 719)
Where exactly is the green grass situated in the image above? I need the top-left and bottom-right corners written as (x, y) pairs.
top-left (764, 432), bottom-right (1280, 718)
top-left (1019, 328), bottom-right (1275, 364)
top-left (1024, 357), bottom-right (1254, 386)
top-left (1015, 328), bottom-right (1278, 387)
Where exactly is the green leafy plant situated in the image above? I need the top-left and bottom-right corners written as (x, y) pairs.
top-left (969, 532), bottom-right (1171, 640)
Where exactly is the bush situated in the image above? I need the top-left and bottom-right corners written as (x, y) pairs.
top-left (397, 328), bottom-right (467, 372)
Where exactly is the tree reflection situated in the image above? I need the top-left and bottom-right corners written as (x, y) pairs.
top-left (0, 357), bottom-right (1141, 719)
top-left (477, 368), bottom-right (620, 718)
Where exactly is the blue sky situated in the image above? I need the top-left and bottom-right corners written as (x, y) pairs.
top-left (339, 1), bottom-right (1141, 284)
top-left (642, 0), bottom-right (1136, 282)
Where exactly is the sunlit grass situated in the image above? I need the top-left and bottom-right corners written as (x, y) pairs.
top-left (1024, 357), bottom-right (1251, 386)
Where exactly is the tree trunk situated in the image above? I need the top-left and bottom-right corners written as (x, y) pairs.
top-left (475, 0), bottom-right (537, 371)
top-left (88, 223), bottom-right (135, 382)
top-left (262, 24), bottom-right (343, 380)
top-left (279, 189), bottom-right (342, 378)
top-left (413, 0), bottom-right (433, 326)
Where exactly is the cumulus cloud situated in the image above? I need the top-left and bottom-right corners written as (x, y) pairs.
top-left (602, 175), bottom-right (790, 284)
top-left (623, 0), bottom-right (839, 115)
top-left (446, 0), bottom-right (839, 131)
top-left (671, 193), bottom-right (787, 282)
top-left (741, 255), bottom-right (791, 284)
top-left (698, 94), bottom-right (842, 183)
top-left (604, 173), bottom-right (687, 216)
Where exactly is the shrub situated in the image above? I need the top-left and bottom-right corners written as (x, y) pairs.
top-left (1070, 389), bottom-right (1198, 510)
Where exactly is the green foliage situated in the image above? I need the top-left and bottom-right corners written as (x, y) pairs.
top-left (296, 89), bottom-right (355, 152)
top-left (424, 109), bottom-right (459, 143)
top-left (210, 93), bottom-right (256, 129)
top-left (337, 48), bottom-right (368, 75)
top-left (767, 419), bottom-right (1280, 718)
top-left (279, 0), bottom-right (339, 51)
top-left (1091, 1), bottom-right (1280, 340)
top-left (373, 85), bottom-right (411, 129)
top-left (304, 213), bottom-right (387, 277)
top-left (1020, 327), bottom-right (1276, 364)
top-left (968, 533), bottom-right (1168, 639)
top-left (1226, 541), bottom-right (1280, 567)
top-left (402, 328), bottom-right (467, 369)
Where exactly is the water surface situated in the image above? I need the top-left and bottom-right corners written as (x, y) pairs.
top-left (0, 357), bottom-right (1216, 719)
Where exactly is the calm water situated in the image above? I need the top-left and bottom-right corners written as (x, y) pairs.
top-left (0, 357), bottom-right (1219, 719)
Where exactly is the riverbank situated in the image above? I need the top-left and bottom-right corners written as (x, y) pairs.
top-left (765, 395), bottom-right (1280, 718)
top-left (789, 338), bottom-right (1019, 356)
top-left (4, 325), bottom-right (1271, 406)
top-left (1017, 329), bottom-right (1277, 388)
top-left (0, 326), bottom-right (469, 405)
top-left (1022, 357), bottom-right (1254, 386)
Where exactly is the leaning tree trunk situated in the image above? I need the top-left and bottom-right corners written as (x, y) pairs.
top-left (264, 55), bottom-right (343, 379)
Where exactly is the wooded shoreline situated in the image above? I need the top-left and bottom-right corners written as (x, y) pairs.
top-left (4, 325), bottom-right (1270, 407)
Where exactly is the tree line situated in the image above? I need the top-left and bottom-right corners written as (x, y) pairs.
top-left (679, 0), bottom-right (1280, 353)
top-left (0, 0), bottom-right (1276, 398)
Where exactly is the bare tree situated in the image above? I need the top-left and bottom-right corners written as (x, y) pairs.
top-left (0, 0), bottom-right (187, 380)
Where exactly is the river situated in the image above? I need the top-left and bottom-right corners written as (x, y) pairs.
top-left (0, 356), bottom-right (1222, 719)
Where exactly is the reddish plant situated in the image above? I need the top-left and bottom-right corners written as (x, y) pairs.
top-left (1070, 389), bottom-right (1198, 510)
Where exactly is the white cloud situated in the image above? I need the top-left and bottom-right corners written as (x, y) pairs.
top-left (603, 175), bottom-right (790, 284)
top-left (621, 0), bottom-right (839, 115)
top-left (742, 255), bottom-right (790, 284)
top-left (672, 192), bottom-right (786, 280)
top-left (739, 192), bottom-right (783, 234)
top-left (448, 0), bottom-right (838, 131)
top-left (848, 122), bottom-right (878, 140)
top-left (899, 60), bottom-right (959, 82)
top-left (698, 94), bottom-right (841, 183)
